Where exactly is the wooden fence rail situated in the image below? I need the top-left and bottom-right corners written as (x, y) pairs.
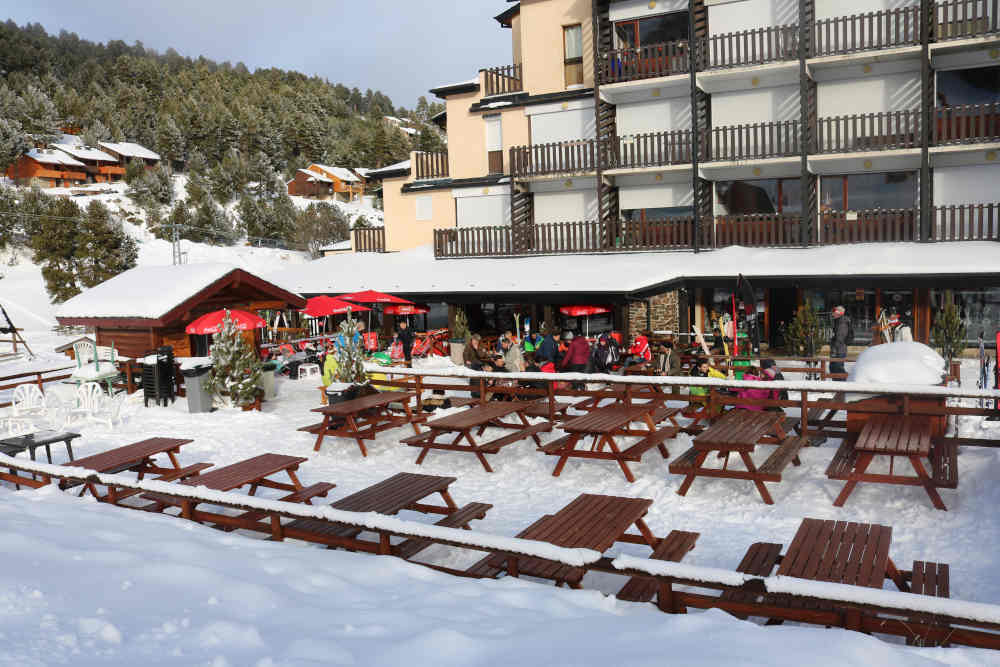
top-left (816, 108), bottom-right (921, 153)
top-left (932, 203), bottom-right (1000, 241)
top-left (482, 63), bottom-right (523, 97)
top-left (0, 367), bottom-right (75, 407)
top-left (611, 130), bottom-right (693, 169)
top-left (703, 23), bottom-right (799, 69)
top-left (352, 227), bottom-right (385, 253)
top-left (599, 41), bottom-right (689, 84)
top-left (712, 214), bottom-right (804, 247)
top-left (933, 102), bottom-right (1000, 144)
top-left (936, 0), bottom-right (999, 40)
top-left (708, 120), bottom-right (800, 161)
top-left (820, 209), bottom-right (919, 244)
top-left (414, 151), bottom-right (449, 180)
top-left (509, 139), bottom-right (599, 178)
top-left (814, 5), bottom-right (921, 56)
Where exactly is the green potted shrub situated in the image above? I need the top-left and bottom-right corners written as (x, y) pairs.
top-left (449, 307), bottom-right (470, 366)
top-left (326, 316), bottom-right (372, 404)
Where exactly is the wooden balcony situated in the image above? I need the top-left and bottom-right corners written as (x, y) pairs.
top-left (933, 103), bottom-right (1000, 145)
top-left (932, 203), bottom-right (1000, 241)
top-left (609, 130), bottom-right (692, 170)
top-left (599, 41), bottom-right (689, 84)
top-left (813, 6), bottom-right (921, 57)
top-left (703, 24), bottom-right (798, 69)
top-left (414, 151), bottom-right (448, 180)
top-left (819, 209), bottom-right (919, 244)
top-left (509, 139), bottom-right (599, 179)
top-left (936, 0), bottom-right (999, 40)
top-left (707, 120), bottom-right (800, 161)
top-left (482, 64), bottom-right (523, 97)
top-left (352, 227), bottom-right (385, 253)
top-left (711, 214), bottom-right (804, 248)
top-left (815, 109), bottom-right (920, 153)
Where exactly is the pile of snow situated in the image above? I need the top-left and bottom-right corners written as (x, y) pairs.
top-left (847, 342), bottom-right (947, 386)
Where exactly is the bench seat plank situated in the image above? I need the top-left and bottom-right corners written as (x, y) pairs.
top-left (394, 503), bottom-right (493, 560)
top-left (616, 530), bottom-right (699, 602)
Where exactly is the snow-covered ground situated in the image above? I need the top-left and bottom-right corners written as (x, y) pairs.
top-left (0, 357), bottom-right (998, 664)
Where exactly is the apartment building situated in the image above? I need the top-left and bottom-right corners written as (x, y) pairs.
top-left (348, 0), bottom-right (1000, 347)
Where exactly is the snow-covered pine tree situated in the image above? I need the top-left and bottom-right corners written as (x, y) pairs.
top-left (932, 291), bottom-right (966, 364)
top-left (786, 301), bottom-right (822, 357)
top-left (204, 310), bottom-right (263, 407)
top-left (75, 201), bottom-right (138, 290)
top-left (334, 316), bottom-right (367, 386)
top-left (0, 118), bottom-right (29, 176)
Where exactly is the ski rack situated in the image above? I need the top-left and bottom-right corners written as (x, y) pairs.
top-left (0, 304), bottom-right (33, 359)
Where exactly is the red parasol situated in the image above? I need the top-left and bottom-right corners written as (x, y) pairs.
top-left (301, 295), bottom-right (371, 318)
top-left (185, 309), bottom-right (266, 335)
top-left (340, 290), bottom-right (414, 305)
top-left (383, 303), bottom-right (429, 316)
top-left (559, 305), bottom-right (612, 337)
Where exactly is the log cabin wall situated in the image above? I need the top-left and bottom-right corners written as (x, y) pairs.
top-left (94, 328), bottom-right (159, 358)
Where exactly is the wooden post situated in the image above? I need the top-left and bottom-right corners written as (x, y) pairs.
top-left (707, 388), bottom-right (716, 419)
top-left (800, 389), bottom-right (809, 437)
top-left (479, 377), bottom-right (486, 406)
top-left (547, 380), bottom-right (555, 422)
top-left (35, 372), bottom-right (43, 392)
top-left (415, 374), bottom-right (423, 411)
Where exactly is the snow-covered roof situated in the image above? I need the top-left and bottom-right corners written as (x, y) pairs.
top-left (55, 263), bottom-right (302, 321)
top-left (352, 167), bottom-right (371, 178)
top-left (319, 240), bottom-right (352, 252)
top-left (399, 126), bottom-right (418, 136)
top-left (26, 149), bottom-right (85, 168)
top-left (272, 241), bottom-right (1000, 297)
top-left (50, 143), bottom-right (117, 162)
top-left (366, 160), bottom-right (411, 177)
top-left (98, 141), bottom-right (161, 161)
top-left (311, 164), bottom-right (360, 183)
top-left (298, 168), bottom-right (332, 184)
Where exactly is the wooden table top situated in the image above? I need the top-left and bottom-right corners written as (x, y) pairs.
top-left (312, 391), bottom-right (416, 416)
top-left (331, 472), bottom-right (456, 514)
top-left (777, 518), bottom-right (892, 588)
top-left (693, 410), bottom-right (784, 452)
top-left (561, 404), bottom-right (656, 435)
top-left (519, 493), bottom-right (653, 553)
top-left (181, 453), bottom-right (307, 492)
top-left (424, 401), bottom-right (529, 431)
top-left (68, 437), bottom-right (193, 473)
top-left (0, 431), bottom-right (81, 448)
top-left (855, 414), bottom-right (932, 457)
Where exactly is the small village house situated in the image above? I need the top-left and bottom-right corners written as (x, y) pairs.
top-left (97, 141), bottom-right (161, 169)
top-left (308, 164), bottom-right (364, 202)
top-left (50, 143), bottom-right (125, 183)
top-left (54, 264), bottom-right (306, 358)
top-left (5, 149), bottom-right (88, 188)
top-left (287, 168), bottom-right (334, 198)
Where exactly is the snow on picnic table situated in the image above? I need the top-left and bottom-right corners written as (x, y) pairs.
top-left (0, 358), bottom-right (998, 664)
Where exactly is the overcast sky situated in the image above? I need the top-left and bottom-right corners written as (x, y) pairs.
top-left (2, 0), bottom-right (512, 109)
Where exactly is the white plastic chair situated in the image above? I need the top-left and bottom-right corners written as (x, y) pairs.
top-left (11, 384), bottom-right (45, 418)
top-left (71, 383), bottom-right (105, 421)
top-left (36, 392), bottom-right (68, 432)
top-left (88, 392), bottom-right (126, 429)
top-left (298, 363), bottom-right (321, 380)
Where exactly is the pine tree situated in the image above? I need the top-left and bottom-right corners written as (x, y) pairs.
top-left (294, 202), bottom-right (349, 258)
top-left (81, 119), bottom-right (110, 148)
top-left (75, 200), bottom-right (138, 289)
top-left (13, 84), bottom-right (61, 143)
top-left (932, 291), bottom-right (966, 364)
top-left (786, 301), bottom-right (822, 357)
top-left (334, 316), bottom-right (367, 385)
top-left (203, 310), bottom-right (263, 407)
top-left (154, 115), bottom-right (185, 166)
top-left (0, 118), bottom-right (29, 175)
top-left (191, 199), bottom-right (235, 244)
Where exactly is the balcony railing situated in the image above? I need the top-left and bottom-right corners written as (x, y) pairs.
top-left (414, 151), bottom-right (448, 180)
top-left (352, 227), bottom-right (385, 253)
top-left (599, 42), bottom-right (689, 84)
top-left (814, 6), bottom-right (921, 57)
top-left (815, 109), bottom-right (920, 153)
top-left (509, 139), bottom-right (599, 178)
top-left (936, 0), bottom-right (999, 39)
top-left (934, 102), bottom-right (1000, 144)
top-left (482, 64), bottom-right (523, 97)
top-left (820, 209), bottom-right (919, 244)
top-left (707, 120), bottom-right (800, 161)
top-left (703, 24), bottom-right (799, 69)
top-left (932, 203), bottom-right (1000, 241)
top-left (711, 214), bottom-right (804, 247)
top-left (609, 130), bottom-right (693, 169)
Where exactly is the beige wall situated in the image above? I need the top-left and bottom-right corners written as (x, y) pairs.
top-left (519, 0), bottom-right (594, 96)
top-left (511, 13), bottom-right (523, 64)
top-left (381, 157), bottom-right (457, 252)
top-left (446, 87), bottom-right (530, 180)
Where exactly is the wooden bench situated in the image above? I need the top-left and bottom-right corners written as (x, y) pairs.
top-left (476, 421), bottom-right (551, 453)
top-left (931, 442), bottom-right (958, 489)
top-left (667, 446), bottom-right (700, 475)
top-left (223, 482), bottom-right (338, 527)
top-left (757, 436), bottom-right (807, 481)
top-left (824, 439), bottom-right (858, 480)
top-left (522, 399), bottom-right (573, 420)
top-left (621, 426), bottom-right (677, 461)
top-left (539, 434), bottom-right (575, 454)
top-left (395, 503), bottom-right (493, 560)
top-left (464, 515), bottom-right (553, 579)
top-left (909, 560), bottom-right (952, 646)
top-left (720, 542), bottom-right (783, 617)
top-left (616, 530), bottom-right (699, 603)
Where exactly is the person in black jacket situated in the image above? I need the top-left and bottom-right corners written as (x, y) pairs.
top-left (829, 305), bottom-right (851, 380)
top-left (535, 332), bottom-right (558, 364)
top-left (396, 319), bottom-right (415, 366)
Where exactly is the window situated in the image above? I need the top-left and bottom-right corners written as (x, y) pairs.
top-left (563, 24), bottom-right (583, 87)
top-left (820, 172), bottom-right (917, 211)
top-left (715, 178), bottom-right (802, 215)
top-left (932, 288), bottom-right (1000, 345)
top-left (620, 206), bottom-right (694, 222)
top-left (614, 12), bottom-right (689, 50)
top-left (415, 195), bottom-right (432, 221)
top-left (937, 65), bottom-right (1000, 107)
top-left (485, 115), bottom-right (503, 174)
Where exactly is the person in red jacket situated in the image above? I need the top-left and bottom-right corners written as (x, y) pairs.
top-left (559, 331), bottom-right (591, 389)
top-left (625, 332), bottom-right (652, 367)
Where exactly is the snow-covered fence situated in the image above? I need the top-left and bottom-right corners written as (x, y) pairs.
top-left (0, 367), bottom-right (75, 407)
top-left (3, 452), bottom-right (1000, 649)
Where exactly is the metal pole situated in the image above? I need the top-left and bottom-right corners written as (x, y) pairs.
top-left (689, 0), bottom-right (701, 253)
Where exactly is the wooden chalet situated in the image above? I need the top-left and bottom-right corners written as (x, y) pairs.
top-left (54, 264), bottom-right (305, 358)
top-left (287, 168), bottom-right (334, 198)
top-left (300, 164), bottom-right (365, 202)
top-left (97, 141), bottom-right (161, 169)
top-left (6, 149), bottom-right (87, 188)
top-left (51, 143), bottom-right (125, 183)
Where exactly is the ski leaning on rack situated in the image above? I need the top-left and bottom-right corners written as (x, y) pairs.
top-left (0, 304), bottom-right (34, 360)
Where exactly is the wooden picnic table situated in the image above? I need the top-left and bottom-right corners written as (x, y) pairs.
top-left (828, 414), bottom-right (953, 510)
top-left (300, 391), bottom-right (426, 455)
top-left (279, 472), bottom-right (492, 556)
top-left (541, 403), bottom-right (679, 482)
top-left (669, 409), bottom-right (807, 504)
top-left (401, 401), bottom-right (551, 472)
top-left (465, 493), bottom-right (667, 588)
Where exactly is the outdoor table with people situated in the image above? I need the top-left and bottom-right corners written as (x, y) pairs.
top-left (301, 390), bottom-right (426, 456)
